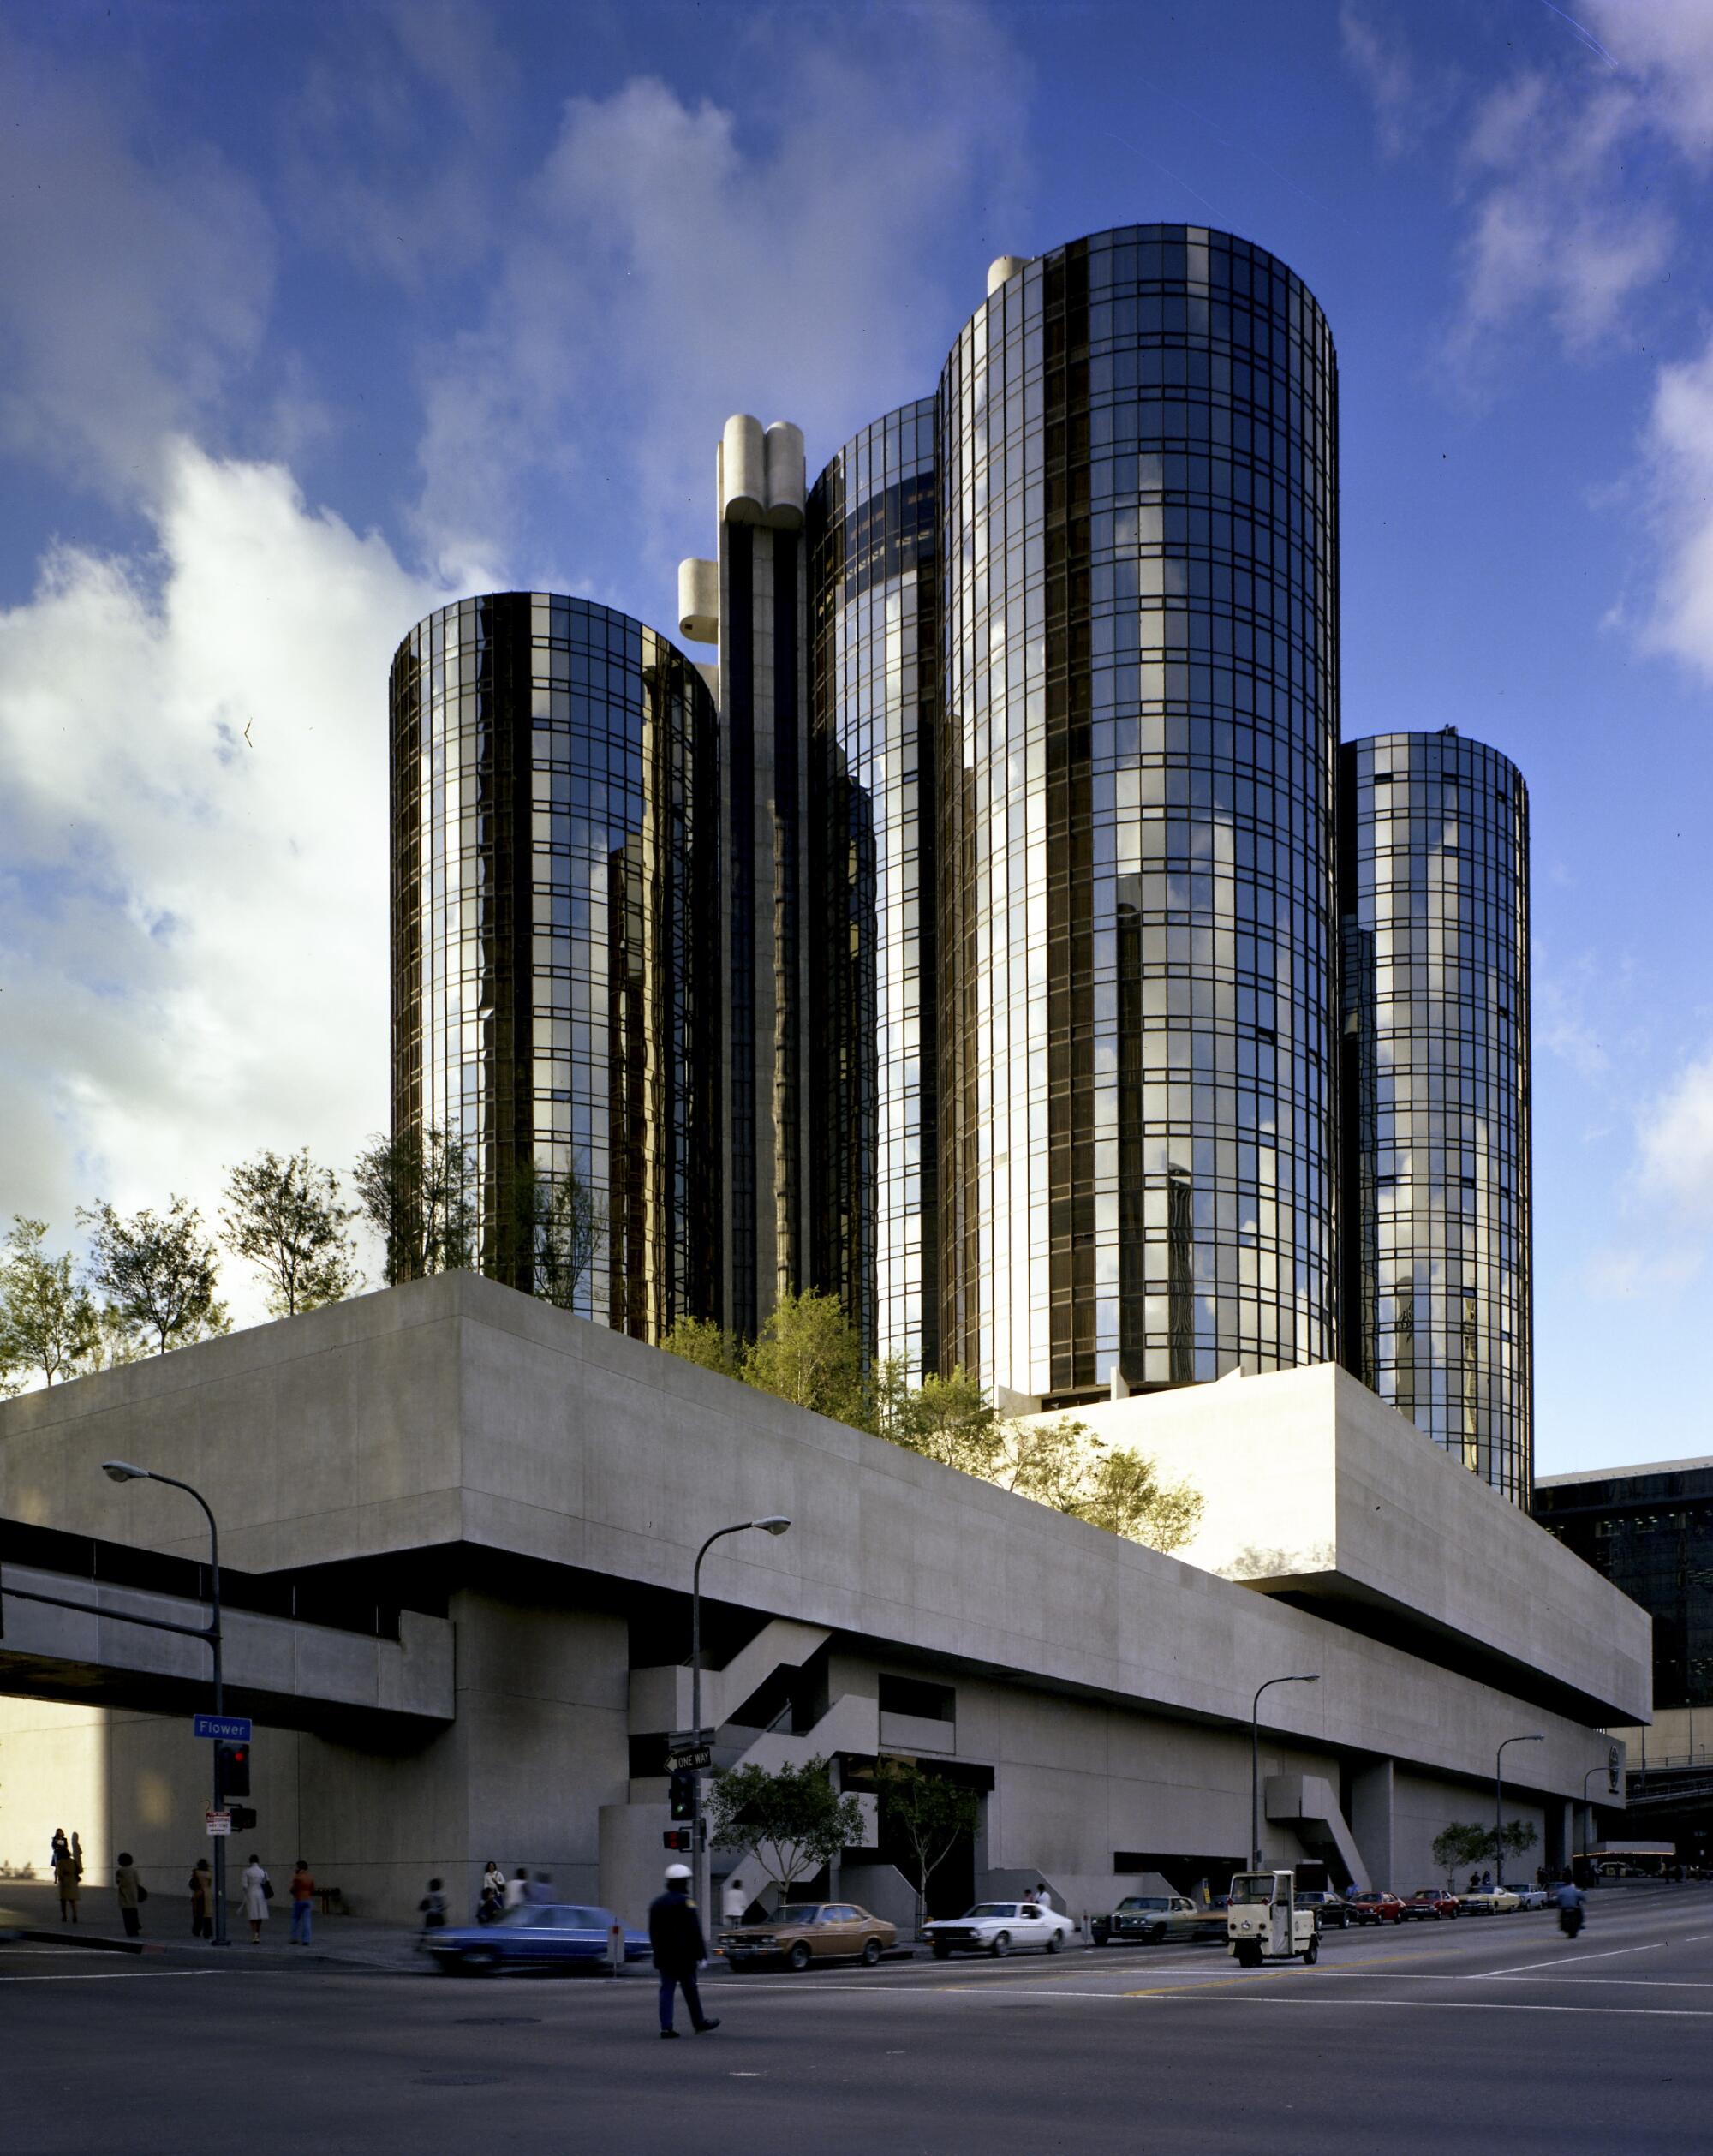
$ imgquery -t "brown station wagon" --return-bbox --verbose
[719,1901,898,1972]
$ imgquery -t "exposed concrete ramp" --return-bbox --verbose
[1266,1772,1370,1891]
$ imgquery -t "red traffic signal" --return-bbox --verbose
[217,1741,251,1797]
[662,1828,692,1852]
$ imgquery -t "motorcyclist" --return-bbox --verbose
[1555,1878,1585,1937]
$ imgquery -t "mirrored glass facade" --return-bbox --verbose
[808,399,939,1377]
[936,227,1340,1404]
[1339,730,1531,1502]
[391,593,722,1337]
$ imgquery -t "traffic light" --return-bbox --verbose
[669,1768,695,1821]
[662,1828,692,1852]
[230,1805,258,1833]
[217,1741,251,1797]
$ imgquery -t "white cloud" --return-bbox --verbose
[407,14,1031,590]
[1582,1242,1703,1303]
[1638,334,1713,678]
[1339,3,1455,157]
[1638,1047,1713,1221]
[0,441,447,1319]
[0,34,273,499]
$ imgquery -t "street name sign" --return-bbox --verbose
[666,1744,712,1772]
[667,1728,713,1747]
[194,1713,253,1742]
[206,1810,231,1836]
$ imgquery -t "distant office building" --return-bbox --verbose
[1535,1459,1713,1722]
[936,228,1340,1405]
[1339,730,1532,1502]
[678,418,810,1341]
[808,399,940,1377]
[389,593,722,1337]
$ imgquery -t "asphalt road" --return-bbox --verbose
[4,1887,1709,2153]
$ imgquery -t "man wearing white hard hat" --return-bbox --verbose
[648,1864,720,2039]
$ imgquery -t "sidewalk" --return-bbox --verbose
[0,1876,434,1973]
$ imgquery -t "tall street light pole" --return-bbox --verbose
[102,1462,228,1948]
[690,1517,791,1922]
[1495,1732,1543,1890]
[1581,1761,1605,1871]
[1250,1674,1320,1870]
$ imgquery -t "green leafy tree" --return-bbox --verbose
[992,1413,1092,1509]
[92,1302,147,1371]
[660,1314,745,1378]
[0,1217,99,1386]
[220,1149,361,1317]
[875,1758,981,1935]
[351,1127,475,1285]
[79,1198,230,1357]
[742,1289,869,1426]
[1431,1819,1537,1890]
[1069,1443,1204,1553]
[510,1161,602,1307]
[877,1363,1001,1475]
[706,1754,868,1901]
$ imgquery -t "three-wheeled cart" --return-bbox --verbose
[1226,1869,1319,1968]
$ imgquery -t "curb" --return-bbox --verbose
[15,1927,146,1956]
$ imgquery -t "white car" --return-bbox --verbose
[924,1900,1069,1959]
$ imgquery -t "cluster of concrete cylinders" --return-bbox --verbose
[718,414,806,527]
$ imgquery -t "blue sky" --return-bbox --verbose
[2,0,1710,1474]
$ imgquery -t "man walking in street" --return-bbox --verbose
[289,1860,315,1945]
[648,1863,719,2040]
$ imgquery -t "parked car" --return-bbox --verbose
[719,1902,897,1973]
[1459,1887,1521,1915]
[1295,1889,1353,1930]
[428,1902,650,1976]
[1343,1890,1406,1926]
[1092,1892,1202,1946]
[1402,1889,1459,1921]
[1509,1884,1549,1911]
[924,1900,1071,1959]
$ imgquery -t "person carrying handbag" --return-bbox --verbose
[242,1854,272,1944]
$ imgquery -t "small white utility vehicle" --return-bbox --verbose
[1226,1869,1319,1968]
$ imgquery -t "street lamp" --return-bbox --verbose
[1495,1732,1544,1890]
[102,1462,228,1947]
[1250,1674,1320,1870]
[689,1517,791,1919]
[1581,1761,1605,1870]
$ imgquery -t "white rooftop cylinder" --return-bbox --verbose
[988,254,1030,296]
[763,421,806,529]
[719,414,766,523]
[677,557,719,644]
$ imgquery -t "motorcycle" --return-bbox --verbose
[1558,1902,1585,1939]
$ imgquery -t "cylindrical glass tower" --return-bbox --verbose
[937,226,1340,1405]
[808,399,940,1378]
[1338,730,1532,1504]
[390,592,722,1337]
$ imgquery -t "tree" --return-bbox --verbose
[743,1289,869,1427]
[0,1217,99,1386]
[705,1755,868,1901]
[1431,1818,1538,1889]
[351,1127,475,1285]
[1069,1443,1204,1554]
[875,1758,981,1936]
[877,1363,1001,1475]
[220,1149,361,1317]
[510,1161,601,1307]
[660,1315,745,1379]
[79,1198,230,1357]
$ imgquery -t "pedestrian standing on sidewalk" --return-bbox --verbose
[50,1827,69,1876]
[242,1854,271,1944]
[721,1873,749,1926]
[188,1859,214,1939]
[54,1845,80,1924]
[503,1868,528,1913]
[648,1863,719,2040]
[479,1861,506,1924]
[115,1853,145,1938]
[289,1860,315,1945]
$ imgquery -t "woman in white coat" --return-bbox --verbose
[241,1854,271,1944]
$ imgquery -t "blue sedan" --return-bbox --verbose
[427,1903,652,1976]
